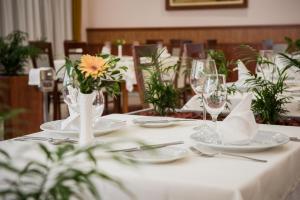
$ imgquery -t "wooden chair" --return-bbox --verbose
[29,41,61,120]
[184,43,206,59]
[206,39,218,50]
[146,39,163,45]
[87,43,104,55]
[133,44,159,108]
[64,41,88,60]
[169,39,192,57]
[176,43,206,105]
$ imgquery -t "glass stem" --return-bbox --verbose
[201,94,206,121]
[212,115,221,144]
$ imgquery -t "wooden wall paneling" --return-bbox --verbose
[87,25,300,44]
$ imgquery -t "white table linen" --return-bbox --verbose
[1,114,300,200]
[28,67,54,86]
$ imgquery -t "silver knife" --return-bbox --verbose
[290,137,300,142]
[134,119,196,124]
[108,141,184,153]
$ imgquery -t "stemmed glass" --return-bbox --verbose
[189,59,218,128]
[256,50,276,81]
[202,74,227,144]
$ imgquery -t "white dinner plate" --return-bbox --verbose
[191,130,289,152]
[40,119,126,136]
[119,146,188,164]
[132,117,177,128]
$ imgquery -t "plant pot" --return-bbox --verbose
[79,92,94,146]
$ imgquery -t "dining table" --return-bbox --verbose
[1,114,300,200]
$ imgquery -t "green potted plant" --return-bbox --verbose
[0,30,38,75]
[0,31,42,138]
[143,50,179,116]
[238,45,292,124]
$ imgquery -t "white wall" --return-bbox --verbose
[81,0,300,40]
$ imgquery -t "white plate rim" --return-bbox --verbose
[191,131,289,152]
[119,146,188,163]
[40,119,126,136]
[132,117,177,128]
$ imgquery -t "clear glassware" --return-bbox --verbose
[257,50,276,81]
[189,59,217,128]
[202,74,227,144]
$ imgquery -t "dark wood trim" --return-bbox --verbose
[165,0,247,10]
[87,24,300,32]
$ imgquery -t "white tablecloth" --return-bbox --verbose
[1,114,300,200]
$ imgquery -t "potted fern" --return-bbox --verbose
[0,31,42,138]
[0,31,38,75]
[142,50,179,116]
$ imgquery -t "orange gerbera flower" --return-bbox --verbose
[79,55,108,78]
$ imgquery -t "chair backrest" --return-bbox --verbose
[133,44,159,108]
[87,43,104,55]
[63,40,89,62]
[169,39,192,57]
[29,41,55,69]
[206,39,218,50]
[146,39,163,45]
[184,43,206,59]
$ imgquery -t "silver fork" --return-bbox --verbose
[190,146,267,163]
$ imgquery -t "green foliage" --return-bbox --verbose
[246,68,291,124]
[237,44,292,124]
[145,70,178,116]
[207,49,233,78]
[64,55,127,95]
[278,53,300,71]
[0,31,39,75]
[142,50,179,116]
[114,39,126,46]
[284,37,300,53]
[0,143,134,200]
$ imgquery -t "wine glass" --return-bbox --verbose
[189,59,217,128]
[202,74,227,144]
[257,50,276,81]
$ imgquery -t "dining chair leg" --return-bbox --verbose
[121,82,129,113]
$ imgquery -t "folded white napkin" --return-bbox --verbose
[28,67,53,86]
[160,47,171,57]
[61,87,103,130]
[237,60,250,83]
[217,93,258,143]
